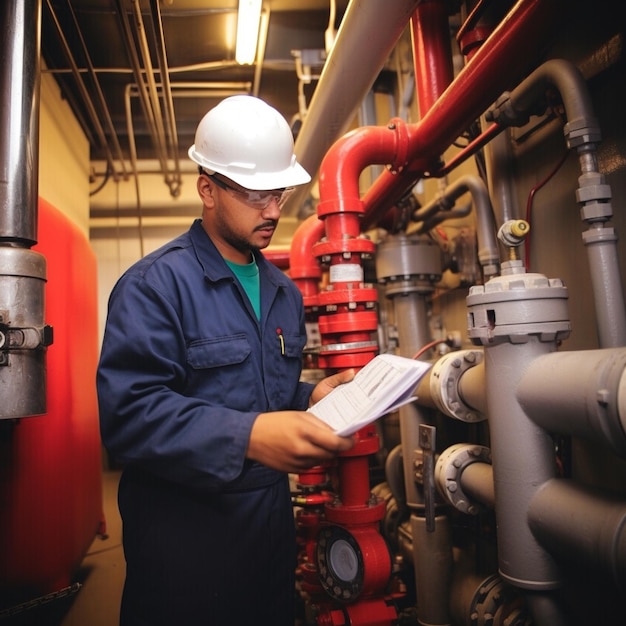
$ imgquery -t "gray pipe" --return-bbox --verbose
[517,348,626,456]
[528,478,626,591]
[494,59,626,347]
[481,340,562,588]
[0,0,52,419]
[149,0,181,195]
[466,261,571,590]
[410,514,453,626]
[459,461,495,510]
[45,0,127,181]
[0,0,41,243]
[283,0,422,217]
[114,0,177,196]
[413,175,500,278]
[481,127,520,225]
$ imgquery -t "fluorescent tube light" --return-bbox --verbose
[236,0,262,65]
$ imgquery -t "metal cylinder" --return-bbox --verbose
[0,247,48,418]
[466,263,570,589]
[411,513,453,626]
[517,347,626,456]
[528,478,626,591]
[0,0,41,244]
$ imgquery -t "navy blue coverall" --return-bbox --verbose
[97,219,314,625]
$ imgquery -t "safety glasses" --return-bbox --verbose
[204,172,294,210]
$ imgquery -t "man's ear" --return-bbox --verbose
[197,174,215,206]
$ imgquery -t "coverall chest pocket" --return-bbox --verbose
[186,335,258,409]
[266,331,307,408]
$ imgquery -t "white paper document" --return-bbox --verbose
[309,353,432,436]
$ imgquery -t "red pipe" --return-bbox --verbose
[411,0,454,118]
[289,213,324,307]
[263,249,290,270]
[434,121,504,177]
[358,0,562,230]
[317,122,410,216]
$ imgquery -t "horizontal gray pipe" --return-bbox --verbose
[516,348,626,457]
[528,478,626,591]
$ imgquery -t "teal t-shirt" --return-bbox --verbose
[225,257,261,319]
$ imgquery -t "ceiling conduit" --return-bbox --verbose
[114,0,181,198]
[44,0,128,183]
[130,0,180,196]
[149,0,181,196]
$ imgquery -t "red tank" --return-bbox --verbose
[0,198,103,599]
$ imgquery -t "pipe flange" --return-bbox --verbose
[466,266,570,346]
[435,443,491,514]
[429,349,486,422]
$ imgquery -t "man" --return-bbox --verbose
[97,95,355,625]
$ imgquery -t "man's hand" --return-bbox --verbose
[246,410,355,473]
[309,368,355,406]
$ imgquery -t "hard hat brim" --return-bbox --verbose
[188,145,311,190]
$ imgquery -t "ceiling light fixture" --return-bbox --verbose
[235,0,262,65]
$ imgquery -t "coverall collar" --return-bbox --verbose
[189,219,291,290]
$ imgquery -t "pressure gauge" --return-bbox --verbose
[317,526,364,602]
[316,524,392,603]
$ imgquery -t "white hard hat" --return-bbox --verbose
[188,95,311,190]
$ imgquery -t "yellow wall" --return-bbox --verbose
[38,66,90,236]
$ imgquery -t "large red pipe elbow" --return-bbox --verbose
[317,122,411,223]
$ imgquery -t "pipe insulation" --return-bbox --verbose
[528,478,626,591]
[516,348,626,457]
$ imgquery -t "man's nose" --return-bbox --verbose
[261,196,281,218]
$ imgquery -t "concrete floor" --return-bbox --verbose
[60,470,124,626]
[0,471,124,626]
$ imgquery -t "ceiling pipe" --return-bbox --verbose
[114,0,177,197]
[282,0,423,217]
[149,0,181,196]
[44,0,128,182]
[131,0,181,196]
[359,0,563,230]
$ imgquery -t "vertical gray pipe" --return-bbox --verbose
[583,226,626,347]
[0,0,50,419]
[377,232,452,624]
[481,339,562,589]
[0,0,41,244]
[411,514,453,626]
[395,293,431,508]
[466,263,571,598]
